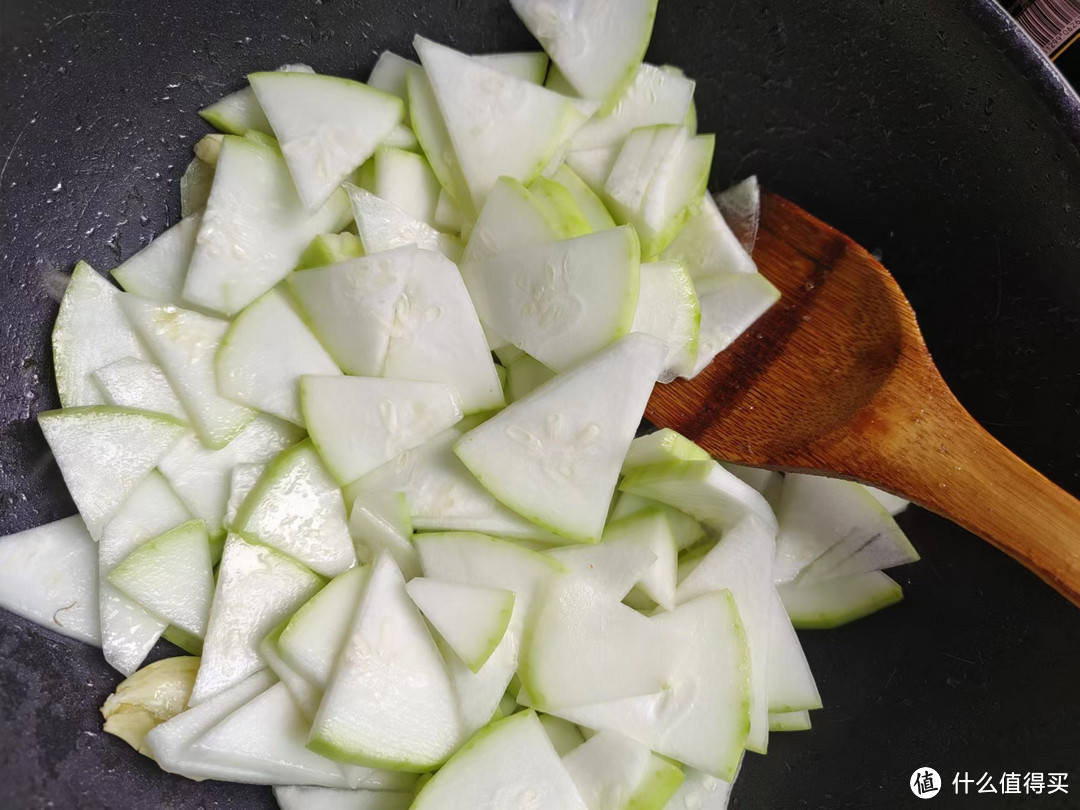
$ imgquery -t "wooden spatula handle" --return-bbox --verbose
[848,382,1080,607]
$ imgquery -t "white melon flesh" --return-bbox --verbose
[689,273,780,378]
[181,158,214,217]
[301,375,461,485]
[462,226,641,373]
[661,193,757,281]
[528,176,593,238]
[345,429,562,542]
[571,63,695,151]
[664,768,736,810]
[456,334,666,543]
[199,65,317,136]
[676,516,776,754]
[520,574,681,713]
[769,710,812,733]
[632,260,700,381]
[234,442,357,577]
[182,136,351,316]
[52,261,152,408]
[382,248,504,414]
[274,786,413,810]
[476,51,550,84]
[192,681,349,788]
[406,66,473,213]
[602,510,678,610]
[622,429,710,471]
[309,554,462,771]
[260,626,323,721]
[190,534,323,706]
[278,565,368,688]
[461,176,564,267]
[405,578,515,674]
[249,71,403,210]
[434,188,466,233]
[0,515,99,645]
[223,462,264,532]
[346,184,461,260]
[565,146,619,192]
[553,592,750,781]
[778,571,903,629]
[766,588,822,713]
[118,295,256,449]
[540,714,586,757]
[718,462,783,508]
[288,253,408,378]
[38,407,186,541]
[551,165,616,232]
[414,36,579,208]
[546,535,659,604]
[145,669,279,782]
[99,472,191,674]
[348,491,420,579]
[414,532,564,734]
[509,0,657,107]
[604,127,714,257]
[609,493,705,552]
[298,232,366,270]
[620,459,778,536]
[772,473,917,584]
[108,519,215,638]
[217,289,342,425]
[111,214,201,305]
[157,415,303,536]
[410,711,588,810]
[863,485,911,516]
[91,357,187,423]
[373,147,441,225]
[562,729,684,810]
[714,176,760,253]
[368,51,415,108]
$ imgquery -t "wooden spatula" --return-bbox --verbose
[646,191,1080,606]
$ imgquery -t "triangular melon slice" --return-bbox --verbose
[297,232,365,270]
[111,214,201,305]
[461,226,642,372]
[769,710,812,733]
[368,51,415,108]
[0,515,99,645]
[602,509,679,610]
[772,473,916,584]
[118,294,256,449]
[405,65,473,213]
[348,491,420,579]
[766,588,822,713]
[346,184,462,260]
[52,261,152,408]
[309,554,462,771]
[546,538,658,605]
[193,681,350,787]
[382,248,504,414]
[476,51,550,84]
[157,414,303,536]
[461,176,564,267]
[146,669,278,782]
[223,462,265,532]
[108,519,215,638]
[622,428,710,471]
[405,577,515,674]
[562,729,684,810]
[181,157,214,217]
[677,515,777,755]
[620,459,778,536]
[344,430,563,543]
[199,64,315,135]
[372,146,441,225]
[570,62,695,151]
[778,571,903,629]
[632,259,700,381]
[413,36,579,208]
[302,375,462,485]
[260,625,323,721]
[455,333,666,543]
[181,136,351,316]
[189,533,323,706]
[38,407,186,541]
[249,71,403,210]
[528,176,593,238]
[288,254,408,378]
[234,441,357,577]
[551,165,616,232]
[411,711,587,810]
[99,471,191,674]
[689,273,780,378]
[509,0,657,107]
[278,565,368,688]
[551,592,750,781]
[217,289,342,425]
[660,193,757,281]
[91,357,187,423]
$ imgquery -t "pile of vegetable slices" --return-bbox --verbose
[0,0,922,807]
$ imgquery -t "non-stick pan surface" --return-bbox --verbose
[1,1,1078,807]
